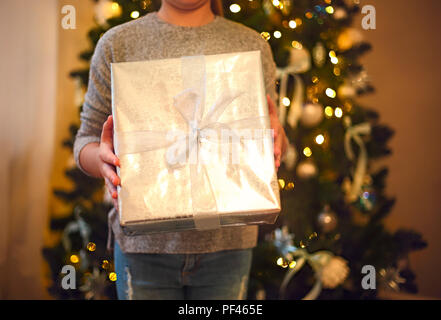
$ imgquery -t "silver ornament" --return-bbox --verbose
[317,205,338,233]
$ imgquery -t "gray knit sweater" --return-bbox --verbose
[74,11,278,254]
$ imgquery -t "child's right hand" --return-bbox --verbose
[99,115,121,210]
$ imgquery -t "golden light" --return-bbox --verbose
[326,88,337,98]
[288,20,297,29]
[86,242,96,252]
[273,30,282,39]
[291,41,302,49]
[329,50,337,58]
[229,4,241,13]
[333,67,341,76]
[101,259,110,269]
[303,147,312,157]
[295,18,303,26]
[325,6,335,14]
[109,272,117,282]
[130,11,140,19]
[282,97,291,106]
[285,182,295,190]
[70,254,79,264]
[325,106,334,118]
[278,179,286,189]
[305,11,313,19]
[260,31,271,41]
[276,257,284,266]
[315,134,325,145]
[330,56,339,64]
[289,261,297,268]
[312,76,319,83]
[111,2,120,11]
[335,107,343,118]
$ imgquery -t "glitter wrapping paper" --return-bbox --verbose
[111,50,281,235]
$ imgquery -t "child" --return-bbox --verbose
[74,0,287,300]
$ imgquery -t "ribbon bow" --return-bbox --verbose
[276,66,305,128]
[344,122,371,202]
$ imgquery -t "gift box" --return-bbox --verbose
[111,50,281,235]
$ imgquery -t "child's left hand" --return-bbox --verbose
[267,94,288,172]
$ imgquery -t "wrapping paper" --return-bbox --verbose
[111,50,281,235]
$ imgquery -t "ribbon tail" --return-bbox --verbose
[286,74,304,128]
[279,257,306,299]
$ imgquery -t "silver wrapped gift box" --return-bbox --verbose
[111,50,281,235]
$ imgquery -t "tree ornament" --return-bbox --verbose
[289,46,311,74]
[312,42,326,67]
[282,143,298,170]
[296,160,318,179]
[337,28,364,51]
[79,267,109,300]
[317,205,338,233]
[300,103,324,127]
[320,256,350,289]
[379,267,406,292]
[94,0,122,26]
[356,180,377,212]
[338,82,357,99]
[333,7,348,20]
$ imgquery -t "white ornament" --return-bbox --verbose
[296,160,318,179]
[289,47,311,73]
[300,103,324,127]
[320,256,350,289]
[338,83,357,99]
[95,0,122,25]
[333,8,348,20]
[312,42,326,68]
[282,143,298,170]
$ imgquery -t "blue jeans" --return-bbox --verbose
[114,241,253,300]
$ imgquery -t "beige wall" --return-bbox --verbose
[357,0,441,298]
[49,0,95,219]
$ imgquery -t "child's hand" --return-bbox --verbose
[267,94,288,171]
[99,115,121,210]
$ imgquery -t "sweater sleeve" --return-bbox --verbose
[73,33,113,176]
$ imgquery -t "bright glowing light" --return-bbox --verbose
[303,147,312,157]
[291,41,303,49]
[335,107,343,118]
[282,97,291,106]
[326,6,335,14]
[229,4,241,13]
[325,106,334,117]
[130,11,140,19]
[273,30,282,38]
[315,134,325,145]
[288,20,297,29]
[331,56,339,64]
[70,255,79,264]
[326,88,337,98]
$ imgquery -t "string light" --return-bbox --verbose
[109,272,117,282]
[325,106,334,118]
[288,20,297,29]
[282,97,291,106]
[291,41,302,49]
[303,147,312,157]
[273,30,282,38]
[315,134,325,145]
[70,254,79,264]
[285,182,295,190]
[335,107,343,118]
[325,6,335,14]
[278,179,286,189]
[229,4,241,13]
[326,88,337,98]
[289,261,297,268]
[130,11,139,19]
[86,242,96,252]
[260,31,271,41]
[333,67,341,76]
[101,260,110,269]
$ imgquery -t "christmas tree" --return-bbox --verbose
[43,0,426,300]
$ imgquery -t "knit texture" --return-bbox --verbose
[74,11,277,253]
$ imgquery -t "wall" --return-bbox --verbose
[356,0,441,298]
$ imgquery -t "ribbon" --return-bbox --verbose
[279,248,334,300]
[62,207,91,271]
[343,122,371,202]
[116,55,271,230]
[276,67,304,128]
